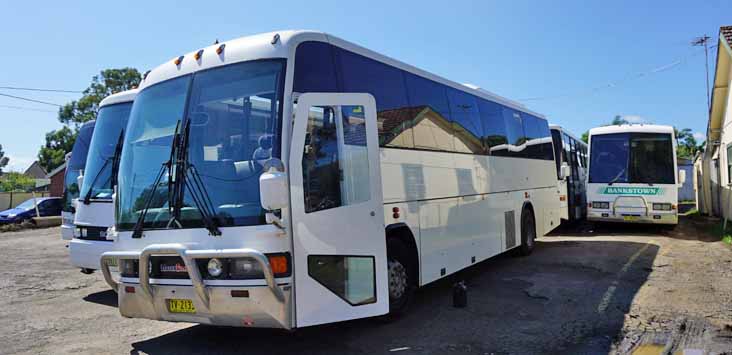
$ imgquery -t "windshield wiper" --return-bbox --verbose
[131,122,179,239]
[173,119,221,236]
[607,169,626,186]
[82,158,111,205]
[110,131,125,190]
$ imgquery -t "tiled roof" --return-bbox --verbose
[722,26,732,47]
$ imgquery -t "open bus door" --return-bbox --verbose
[289,93,388,327]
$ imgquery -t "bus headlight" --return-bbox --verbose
[653,203,672,211]
[592,201,610,209]
[207,258,224,277]
[120,259,139,278]
[229,257,264,279]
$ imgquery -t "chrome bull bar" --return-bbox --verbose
[100,244,286,310]
[612,195,649,217]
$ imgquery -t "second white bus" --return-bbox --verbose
[587,124,684,225]
[550,125,588,222]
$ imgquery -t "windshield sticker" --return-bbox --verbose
[599,186,664,195]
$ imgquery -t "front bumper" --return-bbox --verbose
[587,209,678,225]
[101,243,291,329]
[69,237,114,270]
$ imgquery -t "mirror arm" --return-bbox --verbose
[266,212,286,230]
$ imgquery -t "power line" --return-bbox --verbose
[0,104,56,113]
[0,86,83,94]
[0,92,62,107]
[518,44,717,102]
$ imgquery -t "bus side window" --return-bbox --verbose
[479,99,508,155]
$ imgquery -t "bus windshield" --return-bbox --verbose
[589,132,675,184]
[116,59,284,231]
[62,121,95,212]
[79,102,132,201]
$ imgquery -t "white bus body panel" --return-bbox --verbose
[586,183,679,224]
[71,201,114,269]
[380,148,559,285]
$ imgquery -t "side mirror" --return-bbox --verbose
[76,170,84,190]
[678,169,687,185]
[259,166,288,211]
[559,163,571,180]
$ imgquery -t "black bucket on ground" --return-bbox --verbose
[453,281,467,308]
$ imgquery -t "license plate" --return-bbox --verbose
[167,299,196,313]
[623,215,639,221]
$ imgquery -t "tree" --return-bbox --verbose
[37,68,141,172]
[0,144,7,175]
[675,127,704,159]
[610,115,629,126]
[0,172,35,192]
[58,68,141,126]
[38,126,76,172]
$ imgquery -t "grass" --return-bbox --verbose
[701,219,732,244]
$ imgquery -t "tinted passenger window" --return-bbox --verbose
[404,73,450,117]
[478,99,508,155]
[521,115,542,159]
[551,129,563,178]
[404,73,453,151]
[335,48,413,149]
[502,107,526,158]
[293,42,338,93]
[448,89,484,154]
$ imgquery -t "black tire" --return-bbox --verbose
[386,239,416,318]
[517,208,536,256]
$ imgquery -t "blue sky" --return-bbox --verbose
[1,0,729,171]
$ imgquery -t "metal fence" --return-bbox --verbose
[678,164,695,202]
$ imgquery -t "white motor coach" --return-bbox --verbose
[587,124,684,225]
[549,125,588,222]
[61,121,95,240]
[71,89,137,272]
[101,30,561,329]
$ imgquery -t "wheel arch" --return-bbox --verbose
[385,223,420,285]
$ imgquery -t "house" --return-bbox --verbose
[46,162,66,197]
[700,26,732,218]
[23,161,47,179]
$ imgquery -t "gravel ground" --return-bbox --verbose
[1,217,731,354]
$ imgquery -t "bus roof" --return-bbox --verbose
[549,124,586,146]
[588,124,675,136]
[99,88,138,107]
[139,30,546,119]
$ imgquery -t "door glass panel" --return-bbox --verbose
[302,105,371,213]
[340,106,371,205]
[308,255,376,306]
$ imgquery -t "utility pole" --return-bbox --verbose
[692,35,712,112]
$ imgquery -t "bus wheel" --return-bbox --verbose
[517,208,536,256]
[386,239,415,317]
